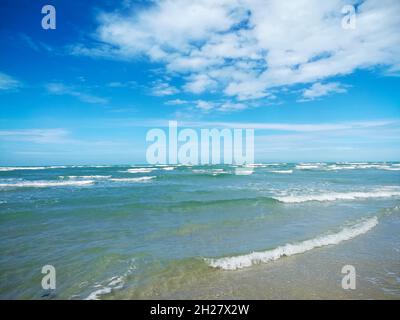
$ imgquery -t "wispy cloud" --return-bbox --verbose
[19,33,53,53]
[0,129,69,143]
[46,82,108,104]
[165,99,189,105]
[300,82,348,101]
[150,80,179,96]
[0,72,21,90]
[107,80,137,88]
[103,117,398,133]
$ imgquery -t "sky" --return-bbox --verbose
[0,0,399,165]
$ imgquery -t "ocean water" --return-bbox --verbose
[0,162,399,299]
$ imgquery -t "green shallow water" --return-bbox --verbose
[0,163,399,299]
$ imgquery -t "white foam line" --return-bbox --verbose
[60,175,111,180]
[125,168,157,173]
[274,188,400,203]
[270,170,293,174]
[0,167,46,171]
[206,217,378,270]
[0,180,94,188]
[109,176,155,182]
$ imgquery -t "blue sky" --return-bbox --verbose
[0,0,399,165]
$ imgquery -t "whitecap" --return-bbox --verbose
[0,180,94,188]
[109,176,155,182]
[274,187,400,203]
[206,217,378,270]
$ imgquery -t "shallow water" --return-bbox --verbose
[0,162,399,299]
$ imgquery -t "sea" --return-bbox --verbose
[0,162,399,299]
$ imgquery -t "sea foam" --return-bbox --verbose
[270,170,293,174]
[126,168,156,173]
[109,176,155,182]
[273,187,400,203]
[0,180,94,188]
[206,217,378,270]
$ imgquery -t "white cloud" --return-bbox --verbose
[0,129,69,143]
[301,82,347,100]
[195,100,216,111]
[0,72,21,90]
[46,82,108,104]
[165,99,188,105]
[219,101,248,112]
[73,0,400,101]
[151,80,179,96]
[183,74,217,94]
[107,80,137,88]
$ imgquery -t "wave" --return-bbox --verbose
[234,168,254,175]
[85,276,124,300]
[162,166,175,171]
[295,164,324,170]
[270,170,293,174]
[273,187,400,203]
[192,169,230,176]
[170,196,278,209]
[0,166,70,172]
[126,168,157,173]
[0,180,94,188]
[0,166,46,171]
[381,167,400,171]
[206,217,378,270]
[109,176,155,182]
[293,162,400,171]
[326,164,396,171]
[59,175,111,180]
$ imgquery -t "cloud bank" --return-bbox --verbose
[72,0,400,104]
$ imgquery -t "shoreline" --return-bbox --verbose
[107,210,400,300]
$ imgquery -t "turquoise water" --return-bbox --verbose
[0,162,399,299]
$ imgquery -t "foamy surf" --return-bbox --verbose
[125,168,157,173]
[109,176,155,182]
[206,217,378,270]
[0,166,46,171]
[85,276,124,300]
[59,175,111,180]
[0,166,68,171]
[270,170,293,174]
[0,180,94,188]
[274,187,400,203]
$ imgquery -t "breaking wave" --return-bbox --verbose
[206,217,378,270]
[0,180,94,188]
[125,168,157,173]
[109,176,155,182]
[273,187,400,203]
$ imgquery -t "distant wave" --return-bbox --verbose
[59,175,111,180]
[126,168,157,173]
[162,166,175,171]
[109,176,155,182]
[169,196,279,209]
[295,164,324,170]
[294,163,400,171]
[273,187,400,203]
[0,167,46,171]
[206,217,378,270]
[192,169,230,176]
[0,180,94,188]
[270,170,293,174]
[0,166,68,171]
